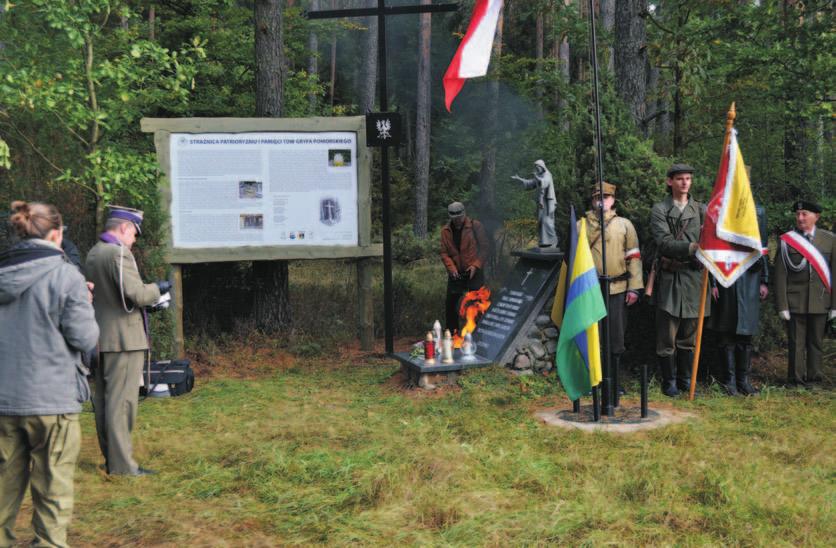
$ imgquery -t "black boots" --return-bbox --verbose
[658,355,678,397]
[720,346,738,396]
[735,344,759,395]
[676,350,693,394]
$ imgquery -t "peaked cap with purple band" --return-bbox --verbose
[107,205,144,234]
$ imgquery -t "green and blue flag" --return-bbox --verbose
[550,206,607,401]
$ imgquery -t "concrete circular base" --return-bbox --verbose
[535,403,696,433]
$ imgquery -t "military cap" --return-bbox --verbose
[666,163,695,178]
[447,202,466,218]
[592,182,617,197]
[792,200,821,214]
[107,205,144,234]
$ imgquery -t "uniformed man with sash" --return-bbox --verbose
[584,182,643,395]
[775,200,834,387]
[85,206,170,475]
[649,164,711,397]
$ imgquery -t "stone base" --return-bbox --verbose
[391,351,493,391]
[401,366,460,390]
[535,402,696,433]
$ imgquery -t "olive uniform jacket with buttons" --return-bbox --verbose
[85,241,160,352]
[775,228,835,315]
[649,195,711,319]
[582,209,643,296]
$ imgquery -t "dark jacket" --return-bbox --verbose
[707,206,769,335]
[650,195,711,319]
[440,217,489,276]
[0,239,99,415]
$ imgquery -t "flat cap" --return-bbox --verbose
[792,200,821,214]
[666,163,695,178]
[447,201,466,217]
[592,182,617,197]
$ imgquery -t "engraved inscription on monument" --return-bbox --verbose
[474,259,561,362]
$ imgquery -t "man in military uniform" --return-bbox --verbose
[85,206,170,475]
[707,205,769,396]
[775,200,834,387]
[650,164,711,397]
[440,202,489,332]
[584,182,643,397]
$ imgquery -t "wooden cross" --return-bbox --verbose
[307,1,459,353]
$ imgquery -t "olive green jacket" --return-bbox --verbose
[85,241,160,352]
[775,228,835,315]
[649,195,711,319]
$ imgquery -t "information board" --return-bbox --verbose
[169,131,359,249]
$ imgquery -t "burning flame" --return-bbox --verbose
[453,286,491,348]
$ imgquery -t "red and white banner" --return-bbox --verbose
[697,129,764,287]
[780,231,832,293]
[442,0,503,111]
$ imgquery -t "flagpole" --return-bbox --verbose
[586,0,612,416]
[689,102,736,401]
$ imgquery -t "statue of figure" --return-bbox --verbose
[512,159,558,248]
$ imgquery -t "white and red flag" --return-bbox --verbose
[442,0,503,111]
[696,127,765,287]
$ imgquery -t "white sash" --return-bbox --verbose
[780,231,831,293]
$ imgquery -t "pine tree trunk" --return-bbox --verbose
[359,0,378,113]
[308,0,319,113]
[255,0,285,117]
[535,11,544,112]
[555,1,571,129]
[253,0,291,332]
[600,0,615,73]
[614,0,647,130]
[413,0,431,238]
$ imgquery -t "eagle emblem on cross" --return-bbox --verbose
[376,119,392,140]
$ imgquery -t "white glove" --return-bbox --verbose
[779,310,791,321]
[830,309,836,321]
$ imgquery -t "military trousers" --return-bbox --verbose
[0,414,80,548]
[600,292,627,355]
[786,313,826,384]
[94,351,144,475]
[655,309,698,357]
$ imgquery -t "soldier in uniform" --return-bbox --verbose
[440,202,489,333]
[85,206,170,476]
[583,182,643,396]
[775,200,835,387]
[707,205,769,395]
[649,163,711,397]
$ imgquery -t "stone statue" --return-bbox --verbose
[512,159,558,248]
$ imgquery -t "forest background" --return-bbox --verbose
[0,0,833,357]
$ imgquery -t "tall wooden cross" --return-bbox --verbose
[307,1,459,353]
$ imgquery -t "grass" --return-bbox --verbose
[10,341,835,546]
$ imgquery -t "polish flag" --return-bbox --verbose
[443,0,503,111]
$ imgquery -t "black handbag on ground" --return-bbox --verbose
[148,359,195,396]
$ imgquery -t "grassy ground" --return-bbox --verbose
[9,339,835,546]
